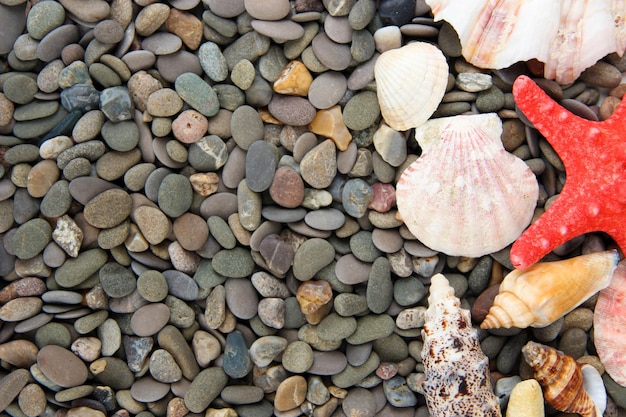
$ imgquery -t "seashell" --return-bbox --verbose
[374,42,448,131]
[522,341,606,417]
[396,113,538,258]
[594,259,626,386]
[425,0,626,84]
[481,250,619,329]
[505,379,544,417]
[421,273,501,417]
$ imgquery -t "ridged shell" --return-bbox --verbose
[425,0,626,84]
[481,250,619,329]
[396,113,538,258]
[594,259,626,386]
[522,341,605,417]
[421,274,501,417]
[374,42,448,131]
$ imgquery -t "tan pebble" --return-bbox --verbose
[0,339,39,368]
[165,8,203,50]
[84,189,133,228]
[85,284,109,310]
[135,3,171,36]
[66,406,106,417]
[18,383,46,417]
[259,108,283,124]
[218,309,237,333]
[228,213,252,246]
[52,214,84,258]
[133,205,171,245]
[192,330,221,367]
[172,109,208,144]
[296,280,333,315]
[146,88,183,117]
[167,397,188,417]
[168,241,200,274]
[309,105,352,151]
[274,375,307,411]
[599,95,621,120]
[189,172,220,196]
[27,159,59,198]
[0,297,43,322]
[609,83,626,98]
[37,345,89,388]
[125,223,150,252]
[0,93,15,126]
[328,386,347,399]
[173,212,208,251]
[273,60,313,96]
[505,379,544,417]
[0,277,46,303]
[206,408,238,417]
[71,337,102,362]
[39,135,73,159]
[127,71,163,112]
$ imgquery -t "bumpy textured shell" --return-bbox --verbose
[421,274,501,417]
[425,0,626,84]
[481,250,619,329]
[594,259,626,386]
[374,42,448,131]
[396,113,538,258]
[522,341,605,417]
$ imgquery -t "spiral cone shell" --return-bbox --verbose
[425,0,626,84]
[421,274,501,417]
[522,341,603,417]
[396,113,538,258]
[374,42,448,131]
[481,250,619,329]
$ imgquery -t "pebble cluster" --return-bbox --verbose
[1,0,626,416]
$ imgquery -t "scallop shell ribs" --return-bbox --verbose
[421,273,501,417]
[522,341,604,417]
[396,113,538,258]
[425,0,626,84]
[481,250,619,329]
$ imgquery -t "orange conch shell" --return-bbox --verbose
[594,259,626,386]
[425,0,626,84]
[481,250,619,329]
[522,341,605,417]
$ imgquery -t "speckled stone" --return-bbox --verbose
[184,367,228,413]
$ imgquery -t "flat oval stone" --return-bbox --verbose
[268,95,316,126]
[100,262,136,298]
[309,351,349,375]
[0,369,31,412]
[130,376,170,402]
[163,270,198,301]
[305,208,345,230]
[308,71,347,109]
[0,297,42,322]
[84,188,132,228]
[130,303,170,336]
[184,367,228,413]
[224,277,258,319]
[292,238,335,281]
[37,25,81,62]
[231,105,264,150]
[0,3,27,56]
[101,120,139,152]
[38,345,88,388]
[157,173,193,218]
[312,33,352,71]
[142,32,182,55]
[251,20,304,41]
[246,140,276,192]
[12,218,51,259]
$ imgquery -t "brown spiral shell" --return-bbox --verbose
[522,341,599,417]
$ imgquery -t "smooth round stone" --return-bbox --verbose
[312,33,352,71]
[251,271,290,298]
[133,205,170,245]
[99,262,136,298]
[342,178,374,218]
[251,20,305,41]
[246,140,276,192]
[14,100,59,122]
[213,247,255,279]
[122,50,156,73]
[206,216,235,250]
[221,385,265,405]
[275,375,307,411]
[224,276,258,319]
[90,357,135,390]
[383,376,417,407]
[0,369,31,413]
[223,330,253,378]
[308,71,347,109]
[343,91,380,131]
[371,228,403,253]
[230,59,255,90]
[350,231,381,262]
[84,188,132,228]
[268,95,316,126]
[268,166,305,209]
[349,0,375,30]
[38,345,88,388]
[135,3,170,36]
[39,135,73,159]
[131,377,170,402]
[73,110,105,142]
[231,105,264,150]
[54,248,108,288]
[282,341,314,373]
[12,218,51,259]
[184,367,228,413]
[304,208,345,231]
[292,238,335,281]
[342,387,376,417]
[171,213,208,251]
[3,74,38,105]
[89,62,122,87]
[244,0,289,20]
[149,348,182,383]
[157,174,192,218]
[0,297,42,322]
[249,335,288,367]
[0,3,27,55]
[476,86,505,112]
[147,88,183,117]
[131,303,170,336]
[175,72,220,117]
[162,270,198,301]
[318,313,357,341]
[346,314,395,344]
[172,110,208,144]
[156,50,202,83]
[35,24,80,62]
[198,42,229,82]
[188,135,229,171]
[18,383,46,417]
[307,351,348,376]
[94,19,124,44]
[74,310,109,334]
[101,120,139,152]
[136,271,168,303]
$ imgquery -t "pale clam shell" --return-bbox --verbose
[396,113,538,258]
[594,259,626,387]
[425,0,626,84]
[374,42,448,131]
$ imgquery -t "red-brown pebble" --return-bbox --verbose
[368,182,396,212]
[166,8,203,50]
[172,109,208,144]
[37,345,89,388]
[296,280,333,315]
[471,284,501,324]
[0,339,39,368]
[269,165,305,208]
[173,212,209,251]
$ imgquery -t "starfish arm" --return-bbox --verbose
[510,190,592,269]
[512,75,590,158]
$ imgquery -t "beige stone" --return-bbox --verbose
[273,60,313,96]
[506,379,544,417]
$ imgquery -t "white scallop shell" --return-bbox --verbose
[374,42,449,131]
[396,113,539,258]
[426,0,626,84]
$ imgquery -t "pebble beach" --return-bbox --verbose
[1,0,626,416]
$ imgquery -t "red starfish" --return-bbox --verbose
[510,75,626,270]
